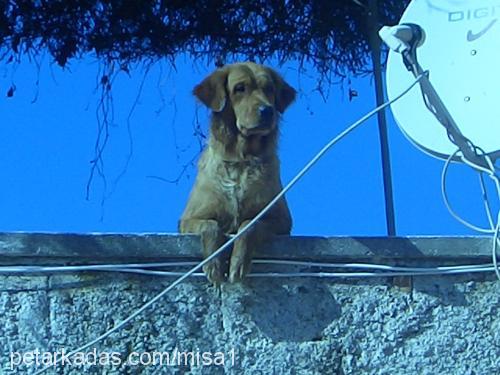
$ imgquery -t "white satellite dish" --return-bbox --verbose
[385,0,500,160]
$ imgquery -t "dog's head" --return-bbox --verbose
[194,62,296,136]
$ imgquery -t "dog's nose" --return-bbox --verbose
[259,105,274,121]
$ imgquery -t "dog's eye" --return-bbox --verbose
[234,83,245,93]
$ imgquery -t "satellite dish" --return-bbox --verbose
[386,0,500,160]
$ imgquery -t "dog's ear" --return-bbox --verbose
[193,68,228,112]
[270,70,296,113]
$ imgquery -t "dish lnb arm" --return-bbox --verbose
[379,23,425,54]
[379,23,489,169]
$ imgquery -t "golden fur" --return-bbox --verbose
[179,62,296,284]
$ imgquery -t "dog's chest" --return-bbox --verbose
[218,160,266,224]
[220,160,263,199]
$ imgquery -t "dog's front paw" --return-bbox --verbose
[228,252,252,283]
[203,259,226,286]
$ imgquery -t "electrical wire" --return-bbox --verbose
[441,150,494,234]
[253,259,492,271]
[32,72,427,375]
[404,39,500,279]
[0,262,202,273]
[399,21,500,281]
[1,260,493,276]
[102,266,495,279]
[492,213,500,280]
[441,148,500,281]
[478,172,495,229]
[249,267,496,278]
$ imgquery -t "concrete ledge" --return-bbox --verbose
[0,232,498,375]
[0,232,493,262]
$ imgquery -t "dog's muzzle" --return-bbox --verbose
[241,105,276,136]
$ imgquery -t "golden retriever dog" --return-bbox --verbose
[179,62,296,284]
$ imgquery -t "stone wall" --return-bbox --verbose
[0,233,498,374]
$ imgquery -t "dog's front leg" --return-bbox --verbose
[179,219,227,285]
[229,220,274,283]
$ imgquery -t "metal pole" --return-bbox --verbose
[368,0,397,236]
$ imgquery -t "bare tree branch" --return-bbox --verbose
[0,0,409,78]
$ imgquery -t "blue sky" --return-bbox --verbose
[0,55,492,236]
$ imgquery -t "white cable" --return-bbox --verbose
[118,266,494,277]
[441,150,494,234]
[33,73,425,374]
[253,259,493,272]
[384,17,500,280]
[441,148,500,280]
[68,266,499,278]
[2,260,493,275]
[493,213,500,280]
[6,264,491,279]
[478,172,495,229]
[110,269,205,277]
[117,267,495,277]
[249,267,497,278]
[0,262,201,273]
[33,268,494,279]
